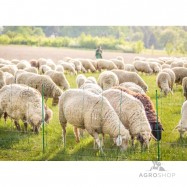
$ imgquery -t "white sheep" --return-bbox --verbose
[133,60,153,74]
[16,72,63,106]
[39,65,52,74]
[77,59,96,73]
[98,71,119,90]
[175,100,187,137]
[69,59,82,73]
[3,72,15,85]
[24,67,38,74]
[161,64,170,69]
[45,70,70,90]
[80,83,102,95]
[0,70,5,89]
[124,64,136,72]
[17,60,31,69]
[119,82,145,94]
[0,84,53,133]
[85,76,97,84]
[76,74,87,88]
[182,77,187,100]
[0,65,18,75]
[172,67,187,85]
[111,69,148,92]
[102,89,152,148]
[162,68,175,91]
[58,60,76,75]
[156,72,172,96]
[59,89,130,151]
[96,59,118,71]
[46,59,56,70]
[148,61,161,74]
[110,59,125,69]
[55,65,64,73]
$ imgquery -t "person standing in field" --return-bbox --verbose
[95,46,102,59]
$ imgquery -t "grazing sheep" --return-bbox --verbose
[58,61,76,75]
[110,59,125,69]
[116,56,124,63]
[0,70,5,89]
[119,82,145,94]
[124,64,136,72]
[156,72,172,96]
[76,74,87,88]
[0,65,17,75]
[39,65,52,74]
[172,67,187,85]
[171,61,184,68]
[134,60,153,74]
[46,59,56,70]
[45,70,70,90]
[96,59,118,71]
[182,77,187,100]
[89,59,98,70]
[148,61,161,74]
[134,56,146,61]
[3,72,15,85]
[16,72,62,106]
[111,69,148,92]
[17,60,31,69]
[59,89,130,151]
[0,84,53,133]
[102,89,153,148]
[85,76,97,84]
[162,64,170,69]
[78,59,96,73]
[11,59,20,65]
[113,86,163,140]
[37,58,47,68]
[98,71,119,90]
[175,100,187,137]
[24,67,38,74]
[69,59,82,73]
[162,68,175,91]
[80,83,102,95]
[55,65,64,73]
[63,57,72,62]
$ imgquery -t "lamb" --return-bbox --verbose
[162,68,175,91]
[76,74,87,88]
[182,77,187,100]
[96,59,118,71]
[172,67,187,85]
[124,64,136,72]
[102,89,153,148]
[78,59,96,73]
[16,72,63,106]
[0,70,5,89]
[119,82,145,94]
[111,69,148,92]
[156,72,172,96]
[59,89,130,151]
[110,59,125,69]
[0,84,53,133]
[45,70,70,90]
[98,71,119,90]
[113,86,163,140]
[133,60,153,74]
[175,100,187,137]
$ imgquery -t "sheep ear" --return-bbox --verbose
[116,135,122,146]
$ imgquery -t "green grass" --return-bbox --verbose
[0,72,187,161]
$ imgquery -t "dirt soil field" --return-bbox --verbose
[0,45,165,63]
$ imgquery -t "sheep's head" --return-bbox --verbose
[30,115,42,134]
[52,87,63,106]
[150,122,164,141]
[163,87,171,96]
[175,120,187,137]
[137,131,152,149]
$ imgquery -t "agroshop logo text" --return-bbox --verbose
[139,161,175,178]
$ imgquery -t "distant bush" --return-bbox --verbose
[0,35,11,44]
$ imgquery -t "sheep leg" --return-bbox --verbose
[92,132,103,153]
[62,125,66,147]
[24,122,28,132]
[73,127,80,143]
[14,121,21,131]
[3,112,8,125]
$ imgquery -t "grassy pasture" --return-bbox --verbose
[0,72,186,161]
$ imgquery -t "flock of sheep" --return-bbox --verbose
[0,55,187,153]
